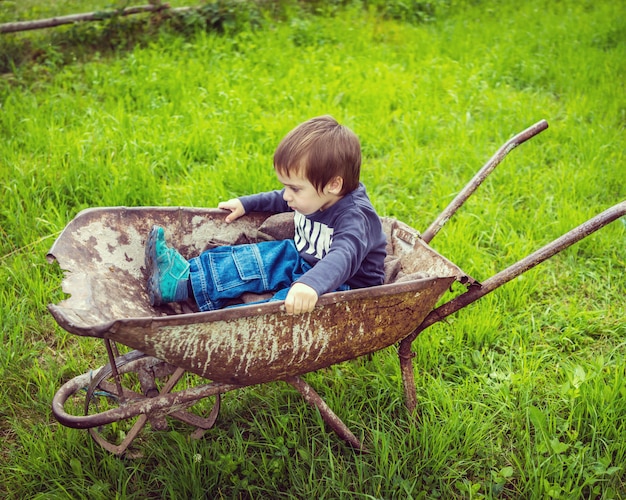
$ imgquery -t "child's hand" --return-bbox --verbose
[218,199,245,223]
[284,283,318,315]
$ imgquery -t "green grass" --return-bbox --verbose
[1,0,625,498]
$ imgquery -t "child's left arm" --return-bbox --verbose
[296,217,370,297]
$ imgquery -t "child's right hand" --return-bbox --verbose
[218,199,245,223]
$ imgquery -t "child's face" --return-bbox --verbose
[276,170,342,215]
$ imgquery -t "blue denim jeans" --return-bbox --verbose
[189,239,348,312]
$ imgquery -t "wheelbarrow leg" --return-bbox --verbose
[398,340,420,415]
[284,375,366,452]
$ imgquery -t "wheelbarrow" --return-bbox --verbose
[48,120,626,455]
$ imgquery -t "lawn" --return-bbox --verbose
[1,0,625,498]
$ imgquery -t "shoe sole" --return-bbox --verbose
[145,226,163,306]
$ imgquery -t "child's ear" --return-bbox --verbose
[327,176,344,194]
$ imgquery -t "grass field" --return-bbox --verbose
[1,0,625,498]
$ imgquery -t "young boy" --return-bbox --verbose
[146,115,387,315]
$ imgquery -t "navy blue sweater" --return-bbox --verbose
[239,183,386,297]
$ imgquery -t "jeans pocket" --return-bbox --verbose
[208,245,265,292]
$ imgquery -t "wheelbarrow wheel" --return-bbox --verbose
[83,348,221,456]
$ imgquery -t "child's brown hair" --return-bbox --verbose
[273,115,361,195]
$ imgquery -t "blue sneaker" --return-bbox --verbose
[145,225,190,306]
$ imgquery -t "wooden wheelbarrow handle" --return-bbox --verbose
[421,119,549,244]
[417,200,626,335]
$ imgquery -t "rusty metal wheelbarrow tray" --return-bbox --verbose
[48,206,468,385]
